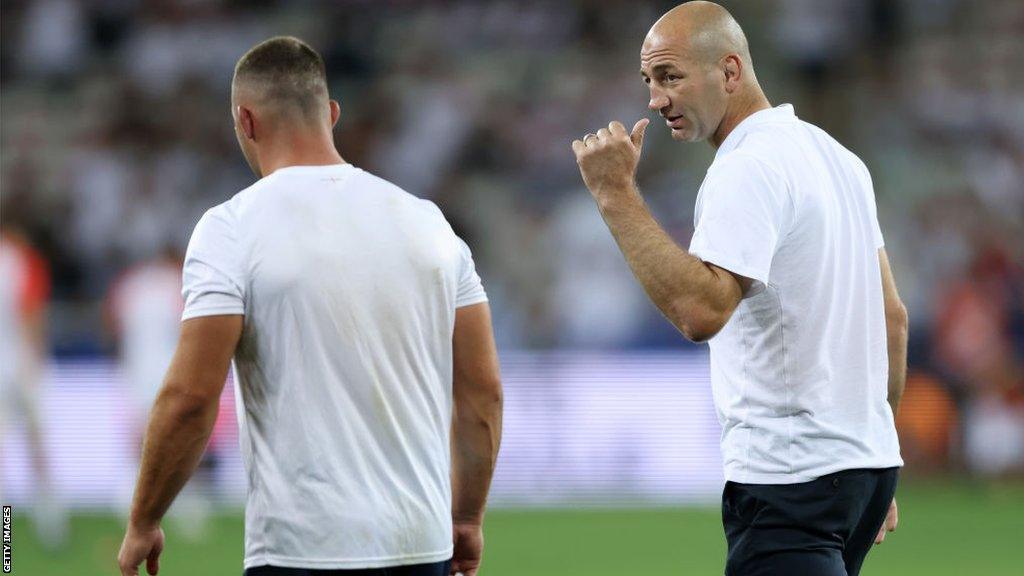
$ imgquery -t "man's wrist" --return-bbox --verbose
[593,181,642,213]
[128,510,161,532]
[452,513,484,526]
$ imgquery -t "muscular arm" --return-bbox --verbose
[129,315,242,528]
[572,120,749,343]
[595,186,750,342]
[450,302,503,524]
[448,302,502,576]
[879,249,908,415]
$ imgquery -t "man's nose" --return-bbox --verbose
[649,91,669,112]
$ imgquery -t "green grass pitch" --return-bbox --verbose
[8,481,1019,575]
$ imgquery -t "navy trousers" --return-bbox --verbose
[722,467,899,576]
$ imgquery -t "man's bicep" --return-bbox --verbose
[706,261,753,317]
[452,303,501,401]
[708,262,753,297]
[163,315,243,402]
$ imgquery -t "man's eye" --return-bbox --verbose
[666,75,680,82]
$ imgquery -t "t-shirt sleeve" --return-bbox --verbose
[688,152,792,286]
[455,236,488,308]
[870,211,884,249]
[859,163,885,249]
[181,207,246,321]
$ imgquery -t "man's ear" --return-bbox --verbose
[329,100,341,128]
[238,106,256,140]
[723,54,742,94]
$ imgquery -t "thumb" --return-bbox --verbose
[630,118,650,150]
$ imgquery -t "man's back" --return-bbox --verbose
[182,163,486,569]
[691,105,903,484]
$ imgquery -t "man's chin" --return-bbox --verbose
[669,127,699,142]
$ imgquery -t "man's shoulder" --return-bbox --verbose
[199,173,295,229]
[730,121,796,161]
[708,143,784,184]
[358,169,446,218]
[722,119,867,177]
[349,170,454,238]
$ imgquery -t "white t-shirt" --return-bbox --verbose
[181,163,487,569]
[689,104,903,484]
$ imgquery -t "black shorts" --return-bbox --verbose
[722,467,899,576]
[244,559,451,576]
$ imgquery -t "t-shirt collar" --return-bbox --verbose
[715,103,796,159]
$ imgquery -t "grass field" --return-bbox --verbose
[9,481,1020,575]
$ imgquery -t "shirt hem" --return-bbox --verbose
[243,548,453,570]
[181,306,245,321]
[725,457,904,485]
[688,246,769,286]
[455,294,489,308]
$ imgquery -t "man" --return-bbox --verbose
[118,36,503,576]
[571,3,906,575]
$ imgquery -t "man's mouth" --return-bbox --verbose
[664,114,685,129]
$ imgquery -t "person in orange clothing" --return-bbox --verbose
[0,220,68,549]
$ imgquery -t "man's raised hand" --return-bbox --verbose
[572,118,650,200]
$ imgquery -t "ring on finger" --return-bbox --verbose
[583,133,598,144]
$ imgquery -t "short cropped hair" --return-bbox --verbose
[233,36,328,118]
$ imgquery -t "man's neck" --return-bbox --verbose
[710,88,772,149]
[259,133,346,177]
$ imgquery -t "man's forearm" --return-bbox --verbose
[129,387,219,527]
[595,185,733,339]
[886,314,908,415]
[451,401,502,524]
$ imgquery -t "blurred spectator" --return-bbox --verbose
[0,219,68,547]
[105,247,183,428]
[894,372,959,472]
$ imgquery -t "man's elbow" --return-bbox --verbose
[454,377,503,421]
[478,381,504,418]
[669,299,728,343]
[886,300,909,338]
[155,381,221,420]
[476,380,504,415]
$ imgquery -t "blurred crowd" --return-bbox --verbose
[2,0,1023,476]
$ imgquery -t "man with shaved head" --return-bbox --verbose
[572,2,905,574]
[118,36,503,576]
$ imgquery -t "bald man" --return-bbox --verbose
[118,37,503,576]
[571,3,905,575]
